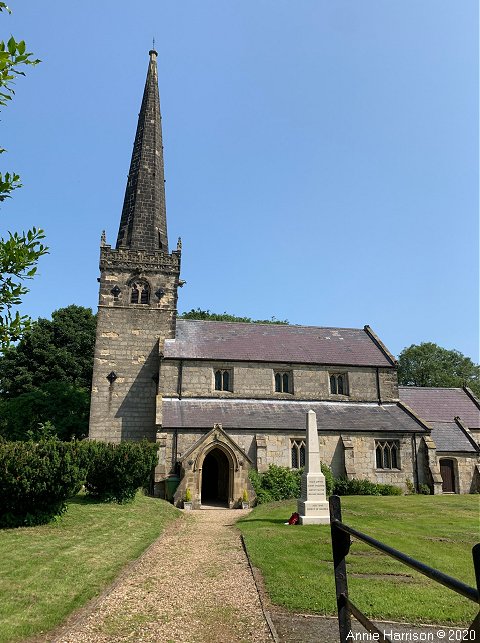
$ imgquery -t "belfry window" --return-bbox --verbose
[375,440,400,470]
[330,373,348,395]
[291,439,306,469]
[130,282,150,305]
[214,369,232,392]
[274,371,292,394]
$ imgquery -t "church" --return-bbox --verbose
[88,50,480,507]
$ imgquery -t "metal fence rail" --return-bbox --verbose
[329,495,480,643]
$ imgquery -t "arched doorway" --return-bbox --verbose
[440,459,456,493]
[201,448,230,506]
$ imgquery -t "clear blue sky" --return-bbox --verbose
[3,1,479,360]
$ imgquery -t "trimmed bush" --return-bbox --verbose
[248,463,334,504]
[0,440,86,527]
[334,477,402,496]
[84,441,159,503]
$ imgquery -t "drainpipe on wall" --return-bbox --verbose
[375,367,382,405]
[412,433,419,492]
[172,359,183,471]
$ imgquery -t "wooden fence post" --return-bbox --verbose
[469,543,480,637]
[329,495,351,643]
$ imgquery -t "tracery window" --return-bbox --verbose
[130,281,150,305]
[375,440,400,469]
[291,439,306,469]
[214,369,232,392]
[330,373,348,395]
[274,371,292,393]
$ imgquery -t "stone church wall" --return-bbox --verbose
[90,307,168,442]
[160,360,398,402]
[156,427,418,494]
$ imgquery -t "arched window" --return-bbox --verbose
[130,281,150,305]
[330,375,337,394]
[291,444,298,469]
[375,440,400,470]
[274,371,292,394]
[140,284,150,304]
[130,285,139,304]
[383,445,391,469]
[291,440,306,469]
[391,443,398,469]
[299,443,306,467]
[330,373,348,395]
[275,373,282,392]
[337,375,344,395]
[214,369,232,392]
[222,370,230,391]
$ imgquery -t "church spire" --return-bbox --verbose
[116,49,168,252]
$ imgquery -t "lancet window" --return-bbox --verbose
[291,439,306,469]
[375,440,400,469]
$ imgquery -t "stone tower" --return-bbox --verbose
[89,50,181,443]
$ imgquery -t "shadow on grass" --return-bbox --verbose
[67,494,109,506]
[237,517,292,525]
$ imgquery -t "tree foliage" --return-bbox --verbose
[180,308,289,324]
[0,305,96,440]
[398,342,480,396]
[0,3,47,348]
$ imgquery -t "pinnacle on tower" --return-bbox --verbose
[116,49,168,252]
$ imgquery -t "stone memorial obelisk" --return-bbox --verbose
[298,410,330,525]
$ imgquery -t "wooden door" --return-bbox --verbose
[440,459,455,493]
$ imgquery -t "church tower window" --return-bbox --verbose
[130,281,150,305]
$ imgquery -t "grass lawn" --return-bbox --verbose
[0,492,180,643]
[238,495,479,625]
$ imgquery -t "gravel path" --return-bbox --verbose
[55,509,273,643]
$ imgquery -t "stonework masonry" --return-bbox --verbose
[160,360,398,402]
[89,246,180,442]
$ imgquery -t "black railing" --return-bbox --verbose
[329,495,480,643]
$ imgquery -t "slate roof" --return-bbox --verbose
[399,387,480,428]
[164,320,395,367]
[429,422,479,453]
[162,398,427,433]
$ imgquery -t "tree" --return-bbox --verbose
[180,308,289,324]
[398,342,480,396]
[0,381,90,441]
[0,3,47,348]
[0,305,96,397]
[0,305,96,440]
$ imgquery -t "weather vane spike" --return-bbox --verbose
[153,37,155,50]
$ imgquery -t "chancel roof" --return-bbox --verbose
[162,399,427,433]
[164,320,395,367]
[429,422,479,453]
[399,387,480,428]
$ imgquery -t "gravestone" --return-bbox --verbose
[297,410,330,525]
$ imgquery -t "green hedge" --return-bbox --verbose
[0,440,86,527]
[84,441,159,503]
[0,439,160,527]
[249,463,334,504]
[333,477,403,496]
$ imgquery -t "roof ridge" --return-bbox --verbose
[177,318,366,331]
[399,385,463,391]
